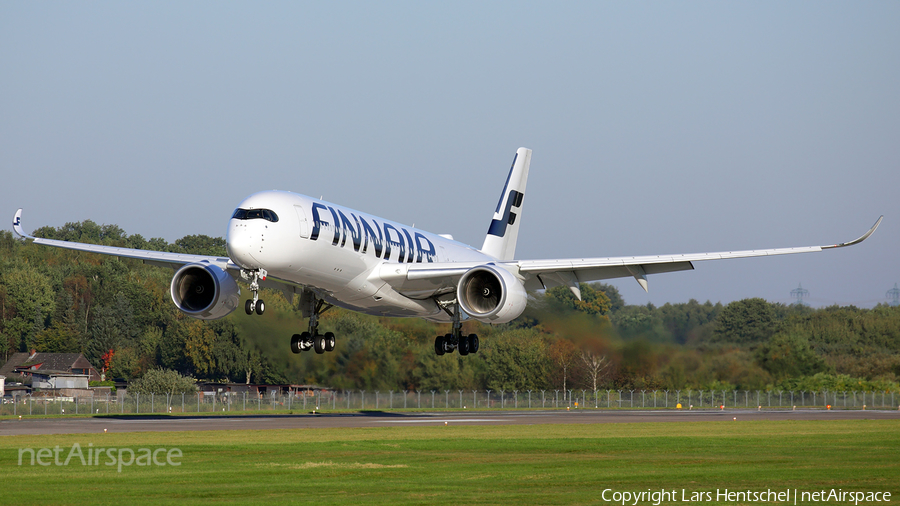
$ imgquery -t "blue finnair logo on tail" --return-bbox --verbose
[487,190,524,238]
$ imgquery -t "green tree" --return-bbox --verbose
[158,318,191,372]
[107,346,141,380]
[26,303,46,351]
[1,265,56,351]
[482,328,551,391]
[128,368,197,396]
[618,340,659,388]
[183,320,218,378]
[712,298,777,345]
[657,299,722,344]
[594,283,625,314]
[610,304,670,341]
[756,332,830,380]
[170,235,227,256]
[545,283,611,318]
[0,284,10,360]
[86,304,126,366]
[32,322,81,353]
[0,230,18,252]
[410,349,479,392]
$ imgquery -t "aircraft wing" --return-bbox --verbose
[12,209,237,271]
[515,216,883,296]
[393,216,882,300]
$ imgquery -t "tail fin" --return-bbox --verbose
[480,147,532,260]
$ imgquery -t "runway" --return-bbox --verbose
[2,408,897,436]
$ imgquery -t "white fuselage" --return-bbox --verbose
[225,190,493,321]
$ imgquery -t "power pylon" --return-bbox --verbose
[791,283,809,306]
[887,283,900,307]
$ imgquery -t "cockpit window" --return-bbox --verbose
[232,208,279,222]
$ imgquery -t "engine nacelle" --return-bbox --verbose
[457,265,527,324]
[170,263,241,320]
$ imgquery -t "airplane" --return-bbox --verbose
[12,148,882,356]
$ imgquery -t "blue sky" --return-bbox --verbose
[2,2,897,307]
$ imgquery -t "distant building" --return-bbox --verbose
[30,371,91,390]
[0,351,101,384]
[0,375,5,397]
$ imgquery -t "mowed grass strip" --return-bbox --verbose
[1,420,897,505]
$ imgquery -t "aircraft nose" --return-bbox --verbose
[226,220,261,269]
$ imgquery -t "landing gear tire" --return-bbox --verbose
[314,334,326,354]
[468,334,479,354]
[300,332,312,351]
[458,334,470,355]
[246,299,265,315]
[242,269,267,317]
[290,290,336,355]
[290,334,303,354]
[434,302,479,356]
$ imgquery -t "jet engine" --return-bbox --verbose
[457,265,527,323]
[170,263,241,320]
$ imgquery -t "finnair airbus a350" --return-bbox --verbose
[13,148,882,356]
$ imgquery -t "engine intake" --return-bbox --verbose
[457,265,527,323]
[170,263,240,320]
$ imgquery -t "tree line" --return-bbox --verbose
[1,221,898,394]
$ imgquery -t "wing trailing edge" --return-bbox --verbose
[515,216,883,297]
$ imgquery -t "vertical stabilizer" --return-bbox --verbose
[480,147,532,260]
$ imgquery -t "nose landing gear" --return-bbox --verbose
[241,268,268,315]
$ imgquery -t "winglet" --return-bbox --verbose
[822,216,883,249]
[13,209,32,239]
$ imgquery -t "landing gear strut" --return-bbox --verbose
[241,268,267,315]
[434,302,479,356]
[290,290,336,354]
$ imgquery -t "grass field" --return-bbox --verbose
[2,420,898,505]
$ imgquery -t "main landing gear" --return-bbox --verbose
[242,269,267,315]
[290,291,336,355]
[434,303,479,356]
